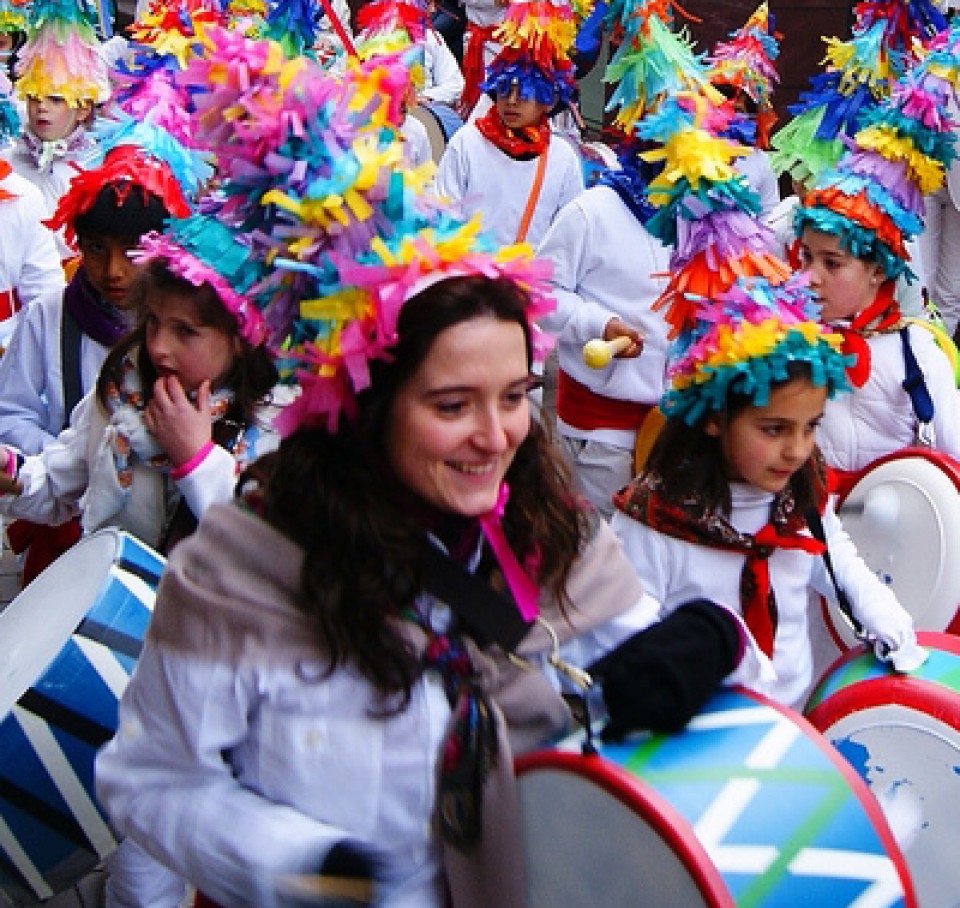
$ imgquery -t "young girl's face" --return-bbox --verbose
[26,95,92,142]
[144,289,241,395]
[386,315,531,518]
[707,377,828,494]
[799,228,885,322]
[495,84,551,131]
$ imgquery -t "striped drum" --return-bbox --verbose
[517,686,915,907]
[0,529,163,902]
[806,631,960,908]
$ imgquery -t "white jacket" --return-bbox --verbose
[818,324,960,471]
[536,184,671,447]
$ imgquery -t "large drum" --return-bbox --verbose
[517,686,915,907]
[0,529,163,902]
[409,103,463,163]
[823,447,960,649]
[806,631,960,908]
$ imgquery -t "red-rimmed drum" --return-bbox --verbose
[517,686,915,908]
[823,447,960,650]
[806,631,960,908]
[0,529,163,902]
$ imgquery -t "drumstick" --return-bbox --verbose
[274,873,374,904]
[582,336,633,368]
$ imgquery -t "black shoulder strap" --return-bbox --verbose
[421,542,535,652]
[60,306,84,430]
[805,506,865,639]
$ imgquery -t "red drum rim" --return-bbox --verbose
[518,685,918,908]
[836,447,960,507]
[515,748,735,907]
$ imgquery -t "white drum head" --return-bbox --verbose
[828,455,960,645]
[0,530,121,717]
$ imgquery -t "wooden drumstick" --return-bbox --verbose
[582,335,633,369]
[275,873,374,904]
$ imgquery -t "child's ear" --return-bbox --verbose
[704,414,723,437]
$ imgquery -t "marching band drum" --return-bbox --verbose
[0,529,163,903]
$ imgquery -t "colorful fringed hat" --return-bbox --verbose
[354,0,427,90]
[770,0,948,186]
[636,92,790,340]
[0,70,18,143]
[795,21,960,284]
[480,0,579,107]
[134,213,269,345]
[45,112,212,246]
[167,25,556,433]
[707,2,781,149]
[14,0,111,106]
[0,0,26,36]
[601,0,722,137]
[661,274,852,424]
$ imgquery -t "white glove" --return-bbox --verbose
[852,596,926,672]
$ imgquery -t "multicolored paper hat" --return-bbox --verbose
[0,70,18,143]
[14,0,110,105]
[0,0,27,35]
[707,2,781,149]
[661,274,852,425]
[602,0,722,137]
[770,0,947,185]
[480,0,579,107]
[167,25,556,433]
[636,92,790,340]
[795,21,960,286]
[134,213,269,345]
[354,0,427,91]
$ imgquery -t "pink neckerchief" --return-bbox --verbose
[478,483,540,622]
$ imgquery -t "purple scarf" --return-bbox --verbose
[63,267,133,347]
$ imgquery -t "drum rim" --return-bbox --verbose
[515,748,734,908]
[837,447,960,507]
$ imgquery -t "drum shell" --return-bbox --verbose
[518,686,915,908]
[806,631,960,908]
[0,529,162,902]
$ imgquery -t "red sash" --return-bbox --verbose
[557,368,652,431]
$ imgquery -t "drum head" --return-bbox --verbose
[807,633,960,908]
[826,451,960,646]
[409,105,447,163]
[0,530,123,716]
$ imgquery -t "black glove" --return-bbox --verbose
[588,599,741,740]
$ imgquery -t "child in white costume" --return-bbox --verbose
[3,0,109,259]
[0,158,63,347]
[0,214,282,553]
[435,0,584,248]
[795,38,960,480]
[611,275,923,709]
[536,160,669,518]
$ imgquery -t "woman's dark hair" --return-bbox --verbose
[253,274,587,709]
[645,361,827,517]
[96,258,278,440]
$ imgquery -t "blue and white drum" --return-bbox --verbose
[806,631,960,908]
[0,529,163,902]
[517,686,915,908]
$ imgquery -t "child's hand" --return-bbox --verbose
[602,317,644,359]
[144,377,214,470]
[853,597,927,671]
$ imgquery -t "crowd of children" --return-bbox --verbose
[0,0,959,906]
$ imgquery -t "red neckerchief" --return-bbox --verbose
[615,473,826,658]
[830,281,902,388]
[474,107,550,160]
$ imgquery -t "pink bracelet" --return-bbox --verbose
[170,441,215,480]
[1,447,18,479]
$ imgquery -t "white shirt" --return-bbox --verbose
[422,29,464,106]
[536,184,671,448]
[434,123,584,248]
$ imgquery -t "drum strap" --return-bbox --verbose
[421,542,534,653]
[515,147,549,244]
[60,305,83,429]
[805,507,867,641]
[899,326,936,443]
